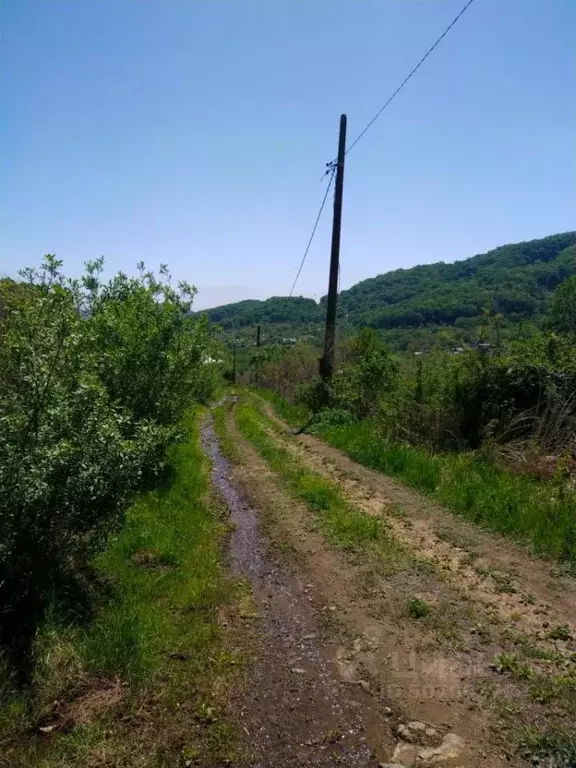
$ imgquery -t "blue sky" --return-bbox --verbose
[1,1,574,309]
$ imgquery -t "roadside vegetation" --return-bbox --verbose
[0,257,239,765]
[245,271,576,567]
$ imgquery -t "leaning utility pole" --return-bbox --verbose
[320,114,347,383]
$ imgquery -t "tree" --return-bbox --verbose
[550,275,576,333]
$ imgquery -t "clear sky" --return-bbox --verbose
[1,1,574,309]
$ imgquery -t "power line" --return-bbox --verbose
[346,0,477,155]
[283,0,476,311]
[283,166,336,308]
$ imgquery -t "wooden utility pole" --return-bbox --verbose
[320,114,347,383]
[232,342,237,384]
[255,325,261,384]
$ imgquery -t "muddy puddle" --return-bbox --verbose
[201,413,382,767]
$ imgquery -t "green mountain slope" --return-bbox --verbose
[339,232,576,329]
[204,232,576,346]
[206,295,322,328]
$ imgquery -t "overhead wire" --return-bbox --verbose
[345,0,477,155]
[283,0,477,307]
[283,165,336,308]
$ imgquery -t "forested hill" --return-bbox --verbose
[204,232,576,342]
[205,295,323,329]
[337,232,576,329]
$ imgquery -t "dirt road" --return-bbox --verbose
[202,395,576,768]
[202,413,382,766]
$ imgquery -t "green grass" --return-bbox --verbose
[548,625,572,641]
[492,650,576,712]
[81,409,231,683]
[490,640,576,764]
[213,400,241,462]
[233,399,405,570]
[249,387,309,428]
[1,409,243,767]
[303,417,576,566]
[520,729,576,768]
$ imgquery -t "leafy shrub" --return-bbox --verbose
[407,598,430,619]
[86,260,219,423]
[492,652,532,679]
[385,330,576,453]
[310,408,357,430]
[0,256,223,671]
[331,330,398,419]
[296,377,330,413]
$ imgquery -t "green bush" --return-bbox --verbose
[331,329,398,419]
[0,256,223,670]
[407,598,430,619]
[86,260,219,423]
[379,330,576,452]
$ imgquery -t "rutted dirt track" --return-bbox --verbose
[202,397,576,767]
[202,414,384,766]
[258,398,576,644]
